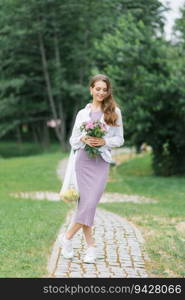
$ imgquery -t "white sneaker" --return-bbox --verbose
[60,234,74,259]
[83,246,96,263]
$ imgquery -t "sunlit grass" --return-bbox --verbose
[0,145,72,277]
[100,152,185,277]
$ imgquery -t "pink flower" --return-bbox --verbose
[85,121,94,130]
[100,123,107,132]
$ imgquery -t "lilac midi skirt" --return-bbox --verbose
[73,148,110,227]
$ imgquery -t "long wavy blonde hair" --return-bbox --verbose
[89,74,120,127]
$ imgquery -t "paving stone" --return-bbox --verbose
[69,272,82,277]
[54,272,69,277]
[81,273,97,277]
[47,208,149,278]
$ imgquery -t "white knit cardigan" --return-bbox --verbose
[69,103,124,163]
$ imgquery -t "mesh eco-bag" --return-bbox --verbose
[59,149,79,203]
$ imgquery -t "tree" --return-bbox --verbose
[94,5,185,176]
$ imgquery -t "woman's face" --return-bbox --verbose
[90,80,108,102]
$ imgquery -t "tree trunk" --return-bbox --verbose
[32,124,39,144]
[16,125,22,144]
[53,22,67,150]
[35,121,43,144]
[38,28,65,149]
[66,105,79,145]
[42,121,50,148]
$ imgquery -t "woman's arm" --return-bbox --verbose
[104,108,124,148]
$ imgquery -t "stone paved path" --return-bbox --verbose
[47,207,149,278]
[11,190,157,204]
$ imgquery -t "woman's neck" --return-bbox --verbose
[91,102,102,112]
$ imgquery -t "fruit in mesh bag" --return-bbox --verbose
[60,188,79,202]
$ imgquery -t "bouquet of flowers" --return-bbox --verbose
[80,120,107,158]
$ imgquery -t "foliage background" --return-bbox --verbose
[1,0,185,175]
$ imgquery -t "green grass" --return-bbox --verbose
[100,152,185,277]
[1,142,185,278]
[0,144,73,277]
[0,141,62,158]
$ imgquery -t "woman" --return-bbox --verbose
[61,74,124,263]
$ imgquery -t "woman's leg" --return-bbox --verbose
[82,225,95,247]
[65,223,83,240]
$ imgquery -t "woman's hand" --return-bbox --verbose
[81,136,105,147]
[89,137,106,147]
[81,135,92,146]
